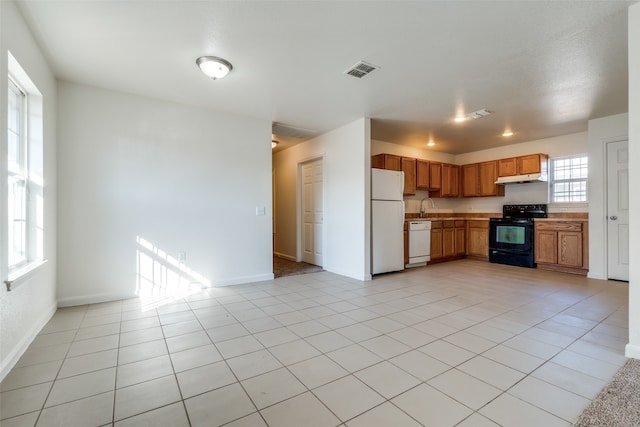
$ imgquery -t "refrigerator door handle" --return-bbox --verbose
[401,202,405,227]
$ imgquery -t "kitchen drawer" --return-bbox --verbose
[431,220,443,229]
[536,222,582,232]
[443,220,455,228]
[467,220,488,229]
[454,220,465,228]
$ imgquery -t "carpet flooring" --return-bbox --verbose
[573,358,640,427]
[273,256,322,278]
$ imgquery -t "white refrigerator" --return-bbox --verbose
[371,169,405,274]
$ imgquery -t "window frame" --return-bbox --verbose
[549,154,589,204]
[5,51,46,290]
[8,76,29,270]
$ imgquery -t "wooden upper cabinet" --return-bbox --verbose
[519,154,547,175]
[401,157,417,195]
[372,152,543,199]
[462,162,504,197]
[498,158,518,177]
[429,162,442,191]
[479,161,504,196]
[416,159,430,190]
[462,164,479,197]
[371,153,401,171]
[498,154,548,177]
[440,164,456,197]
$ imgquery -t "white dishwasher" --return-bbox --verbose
[407,221,431,267]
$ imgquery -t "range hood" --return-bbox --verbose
[495,173,547,184]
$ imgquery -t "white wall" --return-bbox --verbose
[57,82,273,305]
[273,118,371,281]
[0,1,57,380]
[587,113,628,280]
[627,2,640,359]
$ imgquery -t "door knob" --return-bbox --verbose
[609,216,618,220]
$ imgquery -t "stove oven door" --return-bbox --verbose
[489,218,535,267]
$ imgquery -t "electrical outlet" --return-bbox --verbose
[178,251,187,262]
[256,206,266,216]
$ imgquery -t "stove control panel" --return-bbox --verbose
[502,204,548,218]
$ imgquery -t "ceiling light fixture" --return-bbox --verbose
[196,56,233,80]
[271,140,279,149]
[427,141,435,147]
[502,130,514,137]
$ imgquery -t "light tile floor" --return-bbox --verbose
[0,259,629,426]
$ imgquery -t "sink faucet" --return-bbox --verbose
[420,197,436,217]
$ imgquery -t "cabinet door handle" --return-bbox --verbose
[609,215,618,220]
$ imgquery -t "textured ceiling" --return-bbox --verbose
[17,0,635,154]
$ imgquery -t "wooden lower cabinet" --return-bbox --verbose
[535,221,588,275]
[466,220,489,259]
[455,224,466,256]
[430,224,444,260]
[443,225,455,258]
[429,220,465,264]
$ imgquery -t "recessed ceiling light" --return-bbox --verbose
[271,140,279,149]
[454,116,466,123]
[196,56,233,80]
[502,131,514,137]
[427,141,435,147]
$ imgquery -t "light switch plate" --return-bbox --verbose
[256,206,266,216]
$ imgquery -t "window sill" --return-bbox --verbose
[5,260,48,292]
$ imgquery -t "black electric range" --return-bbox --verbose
[489,204,548,268]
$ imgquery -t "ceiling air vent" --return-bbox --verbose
[344,61,379,79]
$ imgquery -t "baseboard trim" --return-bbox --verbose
[211,273,275,287]
[0,303,57,382]
[57,292,136,307]
[274,252,297,262]
[323,265,368,282]
[625,343,640,359]
[587,272,607,280]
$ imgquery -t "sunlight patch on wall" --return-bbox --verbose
[136,236,211,311]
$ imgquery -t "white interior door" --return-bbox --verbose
[301,159,323,266]
[607,140,629,281]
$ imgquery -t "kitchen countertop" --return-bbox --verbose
[534,217,588,222]
[405,217,490,222]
